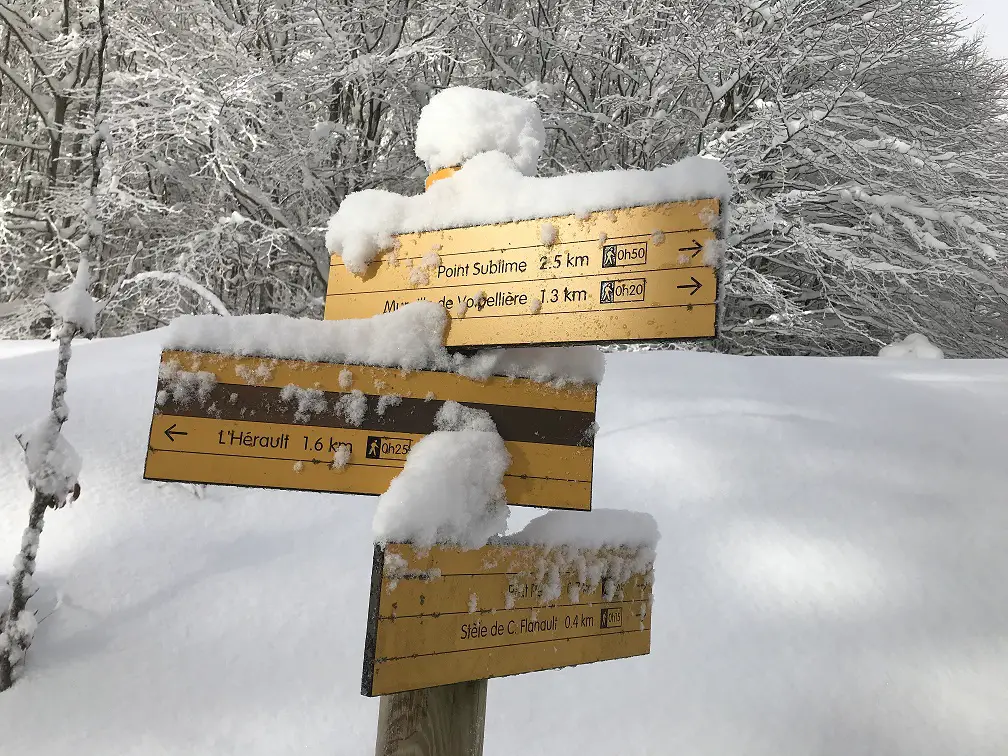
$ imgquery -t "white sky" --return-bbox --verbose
[959,0,1008,60]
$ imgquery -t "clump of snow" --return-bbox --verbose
[43,256,98,334]
[18,528,40,557]
[702,238,727,267]
[0,608,38,665]
[457,345,604,387]
[650,229,665,246]
[338,390,367,426]
[373,401,510,549]
[500,510,659,606]
[375,394,402,416]
[325,190,404,274]
[383,552,408,578]
[14,608,38,639]
[14,417,82,499]
[415,87,545,176]
[434,400,498,433]
[540,222,557,247]
[279,384,327,423]
[164,303,603,386]
[497,510,661,608]
[326,151,730,274]
[155,360,217,407]
[879,333,944,359]
[234,362,274,385]
[164,302,449,373]
[410,253,442,286]
[331,444,351,470]
[508,510,659,550]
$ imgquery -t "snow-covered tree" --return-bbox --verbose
[0,254,93,691]
[447,0,1008,355]
[2,0,1006,355]
[1,0,453,334]
[697,0,1008,356]
[0,0,108,333]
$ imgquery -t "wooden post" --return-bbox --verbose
[374,679,488,756]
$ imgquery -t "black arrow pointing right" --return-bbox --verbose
[676,276,703,296]
[678,239,704,258]
[164,423,188,442]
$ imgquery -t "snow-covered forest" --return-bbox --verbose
[1,0,1005,354]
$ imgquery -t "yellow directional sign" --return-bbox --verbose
[363,541,653,696]
[326,199,720,347]
[144,350,596,510]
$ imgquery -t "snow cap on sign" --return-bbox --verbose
[502,510,659,602]
[415,86,545,176]
[506,509,660,550]
[326,151,731,275]
[164,301,451,372]
[162,302,604,385]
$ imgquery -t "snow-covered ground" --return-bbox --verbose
[0,339,56,360]
[1,333,1007,755]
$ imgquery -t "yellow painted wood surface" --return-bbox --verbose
[326,199,720,346]
[364,542,653,696]
[144,351,596,510]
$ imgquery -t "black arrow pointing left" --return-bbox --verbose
[677,276,703,296]
[164,423,188,442]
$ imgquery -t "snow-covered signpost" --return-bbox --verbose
[134,86,727,754]
[364,518,657,696]
[325,89,728,348]
[139,304,605,753]
[143,332,597,510]
[322,88,729,756]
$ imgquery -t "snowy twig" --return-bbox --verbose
[1,256,92,691]
[121,271,231,316]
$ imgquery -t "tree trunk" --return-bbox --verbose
[0,324,78,691]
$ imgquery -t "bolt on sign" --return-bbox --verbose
[325,199,721,348]
[363,541,654,696]
[144,350,596,510]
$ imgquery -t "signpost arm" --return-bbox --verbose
[374,679,488,756]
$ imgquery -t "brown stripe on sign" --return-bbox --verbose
[156,382,596,448]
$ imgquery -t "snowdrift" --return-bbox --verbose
[1,335,1007,755]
